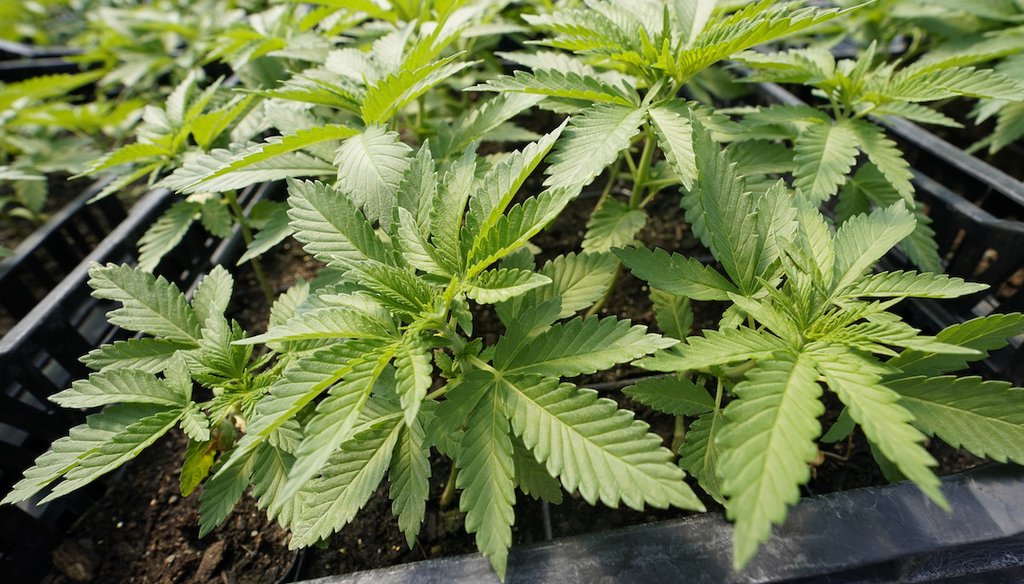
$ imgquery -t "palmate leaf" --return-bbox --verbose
[890,375,1024,465]
[82,338,195,373]
[434,93,545,159]
[88,264,202,345]
[466,123,566,239]
[137,201,199,272]
[50,369,186,409]
[512,435,564,504]
[199,450,256,536]
[679,408,725,504]
[335,127,413,228]
[456,389,516,580]
[389,417,431,547]
[2,405,169,504]
[496,252,618,323]
[648,101,697,190]
[496,316,675,377]
[287,179,396,268]
[793,119,860,205]
[814,347,946,508]
[360,54,474,124]
[831,204,916,292]
[501,375,704,511]
[582,199,646,252]
[241,306,396,345]
[836,271,987,300]
[639,326,788,372]
[238,204,293,265]
[543,103,646,191]
[622,375,714,416]
[717,353,823,569]
[466,187,576,278]
[180,125,358,193]
[887,313,1024,377]
[251,442,299,529]
[881,66,1024,102]
[465,269,552,304]
[650,288,694,340]
[615,247,738,301]
[192,266,233,325]
[283,341,396,499]
[291,414,403,548]
[850,120,915,204]
[471,68,639,107]
[394,335,433,425]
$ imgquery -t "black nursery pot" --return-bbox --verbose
[0,39,82,81]
[752,82,1024,386]
[0,181,280,582]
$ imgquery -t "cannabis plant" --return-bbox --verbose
[617,120,1024,568]
[734,42,1024,271]
[4,131,704,580]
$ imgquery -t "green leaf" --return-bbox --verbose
[649,101,697,190]
[679,408,725,504]
[389,419,431,547]
[640,327,788,372]
[283,341,396,498]
[192,266,233,325]
[793,120,860,205]
[583,199,647,252]
[456,389,515,580]
[51,370,185,409]
[291,416,403,547]
[497,252,617,323]
[335,127,412,227]
[137,201,198,273]
[182,125,358,192]
[242,305,396,345]
[43,407,182,502]
[180,439,216,497]
[251,443,299,529]
[82,338,194,373]
[361,54,474,124]
[465,269,552,304]
[497,316,675,377]
[887,313,1024,377]
[472,68,638,107]
[651,289,694,340]
[199,449,255,536]
[832,204,916,292]
[502,375,704,511]
[180,402,211,442]
[615,247,738,301]
[850,120,914,204]
[88,264,201,344]
[890,375,1024,465]
[718,353,823,569]
[622,375,714,416]
[511,435,563,504]
[814,347,945,508]
[287,179,395,269]
[394,336,433,425]
[544,103,646,191]
[238,204,293,265]
[836,271,987,300]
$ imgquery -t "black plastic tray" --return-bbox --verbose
[0,178,131,330]
[0,181,280,582]
[294,464,1024,584]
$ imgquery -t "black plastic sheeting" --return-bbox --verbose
[296,465,1024,584]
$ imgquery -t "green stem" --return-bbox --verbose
[671,415,686,453]
[440,463,459,509]
[591,156,623,215]
[583,261,621,319]
[628,124,656,209]
[225,189,273,302]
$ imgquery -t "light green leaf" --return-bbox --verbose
[88,264,201,344]
[622,375,714,416]
[466,269,552,305]
[583,199,646,252]
[615,247,738,301]
[335,127,412,227]
[544,103,646,191]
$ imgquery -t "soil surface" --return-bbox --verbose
[0,174,86,251]
[41,432,295,584]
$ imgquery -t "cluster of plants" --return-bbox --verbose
[5,0,1024,580]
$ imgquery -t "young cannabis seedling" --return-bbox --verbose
[617,121,1024,568]
[734,42,1024,270]
[5,130,701,581]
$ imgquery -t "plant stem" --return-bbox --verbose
[439,464,459,510]
[628,124,656,209]
[583,261,621,319]
[591,156,623,214]
[225,189,273,302]
[671,415,686,453]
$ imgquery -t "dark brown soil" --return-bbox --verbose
[41,432,295,584]
[0,174,86,251]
